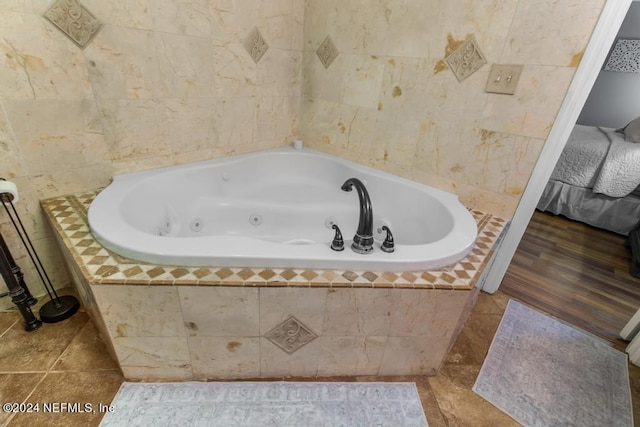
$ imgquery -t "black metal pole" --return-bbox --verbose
[0,182,79,323]
[0,233,37,306]
[0,232,41,331]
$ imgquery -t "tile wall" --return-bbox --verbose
[299,0,606,219]
[0,0,607,301]
[0,0,303,300]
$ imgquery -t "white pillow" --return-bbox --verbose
[620,116,640,143]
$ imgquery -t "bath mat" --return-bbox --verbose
[100,381,428,426]
[473,299,632,427]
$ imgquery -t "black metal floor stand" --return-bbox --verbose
[1,184,79,325]
[0,232,41,331]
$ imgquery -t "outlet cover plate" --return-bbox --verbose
[485,64,523,95]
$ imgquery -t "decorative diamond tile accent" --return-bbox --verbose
[43,0,102,49]
[316,36,338,69]
[264,316,318,355]
[40,190,507,290]
[243,27,269,63]
[444,36,487,82]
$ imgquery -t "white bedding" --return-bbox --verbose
[550,125,640,198]
[550,125,610,188]
[593,128,640,197]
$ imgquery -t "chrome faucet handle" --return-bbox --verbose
[381,226,395,253]
[330,224,344,251]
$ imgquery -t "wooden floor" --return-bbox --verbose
[500,210,640,350]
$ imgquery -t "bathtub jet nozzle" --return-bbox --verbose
[341,178,374,254]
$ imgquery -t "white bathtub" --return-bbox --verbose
[88,146,477,271]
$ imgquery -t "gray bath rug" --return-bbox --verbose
[100,381,428,426]
[473,299,632,427]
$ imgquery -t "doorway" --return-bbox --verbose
[480,0,633,295]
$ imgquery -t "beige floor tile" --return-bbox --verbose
[0,373,46,426]
[7,371,123,427]
[0,312,89,373]
[428,364,520,427]
[445,312,503,365]
[0,311,20,336]
[52,321,119,372]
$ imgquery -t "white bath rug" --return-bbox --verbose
[100,381,429,426]
[473,299,633,427]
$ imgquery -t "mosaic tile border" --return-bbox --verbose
[41,190,507,290]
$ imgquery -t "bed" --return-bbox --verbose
[537,123,640,235]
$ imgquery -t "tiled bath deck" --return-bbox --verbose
[41,190,507,289]
[40,190,508,380]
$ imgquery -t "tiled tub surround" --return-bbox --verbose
[0,0,608,321]
[42,191,506,380]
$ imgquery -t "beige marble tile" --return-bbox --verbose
[480,66,577,140]
[256,96,298,143]
[92,285,185,338]
[259,336,321,378]
[390,289,438,337]
[424,127,544,196]
[262,0,301,51]
[259,287,326,334]
[422,68,491,127]
[179,287,259,337]
[82,0,153,30]
[97,98,172,161]
[163,98,221,153]
[3,0,51,14]
[111,154,175,175]
[322,289,394,336]
[210,0,261,44]
[257,49,302,98]
[210,0,299,49]
[188,336,260,379]
[316,336,387,376]
[341,54,385,109]
[458,184,520,220]
[378,336,450,376]
[433,290,475,333]
[0,104,26,179]
[0,11,93,100]
[217,97,258,146]
[4,99,108,175]
[156,32,217,98]
[210,40,261,98]
[150,0,211,37]
[301,51,345,103]
[114,336,192,380]
[84,25,168,99]
[30,164,113,199]
[501,0,603,67]
[301,99,378,156]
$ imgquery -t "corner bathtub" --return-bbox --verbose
[88,146,477,271]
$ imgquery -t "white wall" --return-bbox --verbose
[577,2,640,128]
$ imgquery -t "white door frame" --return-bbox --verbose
[481,0,633,294]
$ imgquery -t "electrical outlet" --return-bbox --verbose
[485,64,523,95]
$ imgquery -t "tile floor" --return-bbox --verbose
[0,289,638,427]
